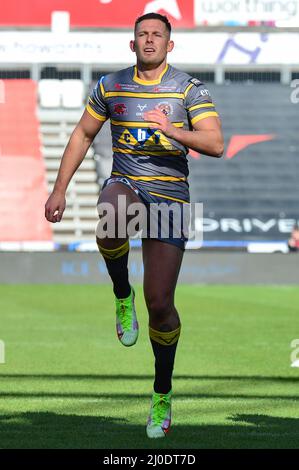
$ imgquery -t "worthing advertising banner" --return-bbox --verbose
[0,0,194,28]
[1,0,298,28]
[195,0,299,26]
[0,31,298,64]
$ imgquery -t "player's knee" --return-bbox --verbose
[96,203,126,240]
[146,293,174,321]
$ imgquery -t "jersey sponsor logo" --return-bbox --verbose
[153,85,177,92]
[136,103,147,116]
[114,103,128,115]
[156,101,173,116]
[137,104,147,111]
[119,130,139,145]
[114,83,139,91]
[136,128,160,145]
[118,128,172,149]
[188,77,202,87]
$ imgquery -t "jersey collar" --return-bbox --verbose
[132,64,168,85]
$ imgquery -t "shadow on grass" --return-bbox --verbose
[0,411,298,449]
[0,374,299,382]
[0,373,299,400]
[0,391,299,400]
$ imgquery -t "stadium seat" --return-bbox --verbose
[0,79,53,242]
[38,79,61,108]
[61,80,84,108]
[38,104,99,242]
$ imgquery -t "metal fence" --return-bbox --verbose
[0,63,298,86]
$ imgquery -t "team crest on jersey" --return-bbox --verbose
[113,103,128,115]
[156,101,173,116]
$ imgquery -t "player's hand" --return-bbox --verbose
[143,109,176,138]
[45,190,66,223]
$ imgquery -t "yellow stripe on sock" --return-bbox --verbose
[149,326,181,346]
[97,239,129,260]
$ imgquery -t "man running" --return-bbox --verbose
[45,12,224,439]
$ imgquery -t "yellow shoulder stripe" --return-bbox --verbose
[184,83,194,98]
[86,104,107,121]
[191,111,218,125]
[188,103,215,112]
[100,81,105,98]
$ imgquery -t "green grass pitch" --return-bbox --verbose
[0,284,298,449]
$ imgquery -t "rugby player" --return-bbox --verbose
[45,13,224,439]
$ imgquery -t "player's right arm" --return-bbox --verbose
[45,110,105,223]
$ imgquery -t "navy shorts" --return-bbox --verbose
[101,176,189,251]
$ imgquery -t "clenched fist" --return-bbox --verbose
[45,190,66,223]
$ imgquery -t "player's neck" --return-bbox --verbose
[135,60,167,82]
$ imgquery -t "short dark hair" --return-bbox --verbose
[134,13,171,35]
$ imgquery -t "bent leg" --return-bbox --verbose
[97,181,142,248]
[97,182,142,298]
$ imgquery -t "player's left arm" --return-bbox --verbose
[144,109,224,158]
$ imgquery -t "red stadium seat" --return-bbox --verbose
[0,79,53,241]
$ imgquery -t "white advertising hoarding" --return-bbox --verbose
[0,32,299,65]
[195,0,299,26]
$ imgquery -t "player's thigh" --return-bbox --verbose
[142,239,184,306]
[97,182,143,237]
[98,182,141,207]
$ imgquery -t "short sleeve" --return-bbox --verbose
[184,79,219,126]
[86,76,108,121]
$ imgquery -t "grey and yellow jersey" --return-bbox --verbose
[86,64,218,202]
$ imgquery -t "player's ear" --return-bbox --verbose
[130,40,136,52]
[167,40,174,53]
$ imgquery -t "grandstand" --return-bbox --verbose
[0,3,298,250]
[0,79,52,243]
[189,82,299,242]
[39,106,99,243]
[1,75,298,248]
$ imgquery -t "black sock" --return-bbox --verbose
[149,326,181,394]
[105,251,130,299]
[97,239,131,299]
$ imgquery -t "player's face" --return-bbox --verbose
[131,19,174,67]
